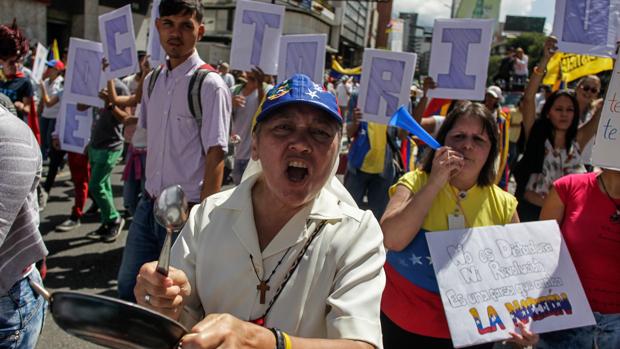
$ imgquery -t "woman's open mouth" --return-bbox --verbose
[286,161,309,183]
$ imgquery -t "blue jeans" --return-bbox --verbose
[0,269,46,349]
[117,197,174,302]
[39,118,56,161]
[344,168,394,220]
[536,312,620,349]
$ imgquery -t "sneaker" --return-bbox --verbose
[38,188,48,212]
[86,224,108,239]
[57,218,81,232]
[101,217,125,243]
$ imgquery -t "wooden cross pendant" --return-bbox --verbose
[257,280,270,304]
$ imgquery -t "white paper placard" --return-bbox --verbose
[592,57,620,170]
[357,49,416,125]
[99,4,138,80]
[277,34,326,83]
[426,221,595,348]
[427,19,494,101]
[57,101,93,154]
[147,0,166,66]
[64,38,105,108]
[552,0,620,58]
[31,43,49,83]
[230,0,285,75]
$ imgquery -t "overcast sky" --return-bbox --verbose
[392,0,556,33]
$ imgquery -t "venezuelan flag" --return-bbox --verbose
[422,98,451,117]
[329,59,361,80]
[48,39,60,61]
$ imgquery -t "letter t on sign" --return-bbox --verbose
[437,28,482,90]
[242,10,282,66]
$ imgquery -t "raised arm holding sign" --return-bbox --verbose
[230,0,285,75]
[427,19,494,101]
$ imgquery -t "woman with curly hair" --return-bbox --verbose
[0,20,33,123]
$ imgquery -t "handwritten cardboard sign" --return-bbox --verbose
[357,49,416,125]
[426,220,595,348]
[99,4,138,80]
[57,101,93,154]
[230,0,285,75]
[592,57,620,170]
[277,34,326,83]
[427,19,494,101]
[31,43,49,83]
[147,0,166,67]
[552,0,620,58]
[64,38,105,108]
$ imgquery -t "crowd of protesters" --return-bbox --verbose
[0,0,618,348]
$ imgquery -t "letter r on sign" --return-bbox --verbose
[365,57,404,118]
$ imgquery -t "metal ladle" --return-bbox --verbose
[153,185,189,276]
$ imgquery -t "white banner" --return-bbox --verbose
[57,101,93,154]
[99,4,138,80]
[357,49,416,125]
[552,0,620,58]
[428,19,494,101]
[64,38,105,108]
[147,0,166,66]
[230,0,285,75]
[277,34,326,83]
[31,43,49,83]
[592,56,620,170]
[426,221,595,348]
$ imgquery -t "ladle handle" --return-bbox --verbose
[156,229,173,276]
[29,279,52,301]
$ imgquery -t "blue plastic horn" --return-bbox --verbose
[389,105,441,150]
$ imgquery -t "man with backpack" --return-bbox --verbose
[117,0,231,302]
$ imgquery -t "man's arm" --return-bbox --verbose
[200,146,225,201]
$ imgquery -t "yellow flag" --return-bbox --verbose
[543,53,613,86]
[51,39,60,61]
[331,59,362,76]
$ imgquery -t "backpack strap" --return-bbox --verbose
[187,63,217,128]
[147,64,164,98]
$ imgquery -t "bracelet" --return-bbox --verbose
[282,331,292,349]
[270,328,284,349]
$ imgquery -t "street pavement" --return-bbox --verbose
[37,163,134,349]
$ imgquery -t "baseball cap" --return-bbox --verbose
[255,73,342,125]
[486,85,504,103]
[46,59,65,71]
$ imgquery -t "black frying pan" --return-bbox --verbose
[31,281,188,349]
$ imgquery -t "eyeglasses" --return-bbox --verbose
[580,85,599,94]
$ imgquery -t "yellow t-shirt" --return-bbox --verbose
[360,123,387,174]
[390,169,517,230]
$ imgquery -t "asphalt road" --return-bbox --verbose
[37,164,133,349]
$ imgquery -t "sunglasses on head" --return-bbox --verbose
[580,85,599,94]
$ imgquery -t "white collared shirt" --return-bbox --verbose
[171,174,386,348]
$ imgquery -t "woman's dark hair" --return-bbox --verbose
[421,101,499,187]
[0,20,29,60]
[513,90,579,199]
[159,0,203,22]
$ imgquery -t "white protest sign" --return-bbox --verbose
[147,0,166,66]
[357,49,416,125]
[230,0,285,75]
[428,19,494,101]
[64,38,105,108]
[592,57,620,170]
[31,43,49,83]
[277,34,326,83]
[552,0,620,58]
[57,101,93,154]
[99,4,138,80]
[426,220,595,348]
